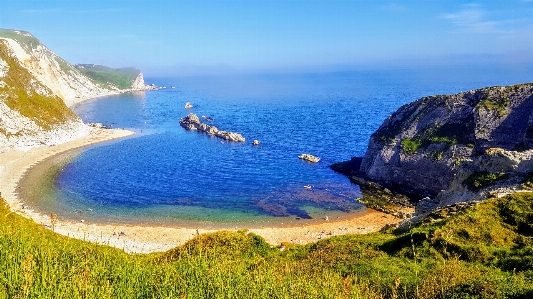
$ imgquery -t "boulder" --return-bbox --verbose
[298,154,320,163]
[185,102,193,109]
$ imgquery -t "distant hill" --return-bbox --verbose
[74,64,144,90]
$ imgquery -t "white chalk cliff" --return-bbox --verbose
[0,29,150,153]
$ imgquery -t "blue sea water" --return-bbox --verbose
[22,65,533,227]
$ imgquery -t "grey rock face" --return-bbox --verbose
[431,148,533,209]
[358,83,533,198]
[179,113,245,142]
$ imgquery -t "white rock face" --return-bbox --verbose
[0,35,91,153]
[0,102,90,154]
[0,30,154,153]
[0,35,111,107]
[0,57,8,77]
[130,72,147,90]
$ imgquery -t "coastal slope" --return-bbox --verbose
[74,64,149,91]
[0,29,112,107]
[334,83,533,207]
[0,28,152,153]
[0,29,152,107]
[0,37,89,153]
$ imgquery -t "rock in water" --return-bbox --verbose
[298,154,320,163]
[185,102,193,109]
[252,140,260,146]
[179,113,245,142]
[331,83,533,206]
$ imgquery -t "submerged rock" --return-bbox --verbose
[298,154,320,163]
[179,113,245,142]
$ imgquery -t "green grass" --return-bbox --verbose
[476,90,510,118]
[75,64,140,90]
[401,137,421,155]
[0,29,40,51]
[0,41,77,129]
[463,172,508,191]
[2,192,533,298]
[430,150,444,161]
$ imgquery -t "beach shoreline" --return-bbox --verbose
[0,126,408,254]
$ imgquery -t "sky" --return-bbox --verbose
[1,0,533,76]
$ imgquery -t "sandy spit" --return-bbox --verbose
[0,128,405,254]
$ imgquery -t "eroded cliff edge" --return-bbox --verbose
[333,83,533,211]
[0,29,151,153]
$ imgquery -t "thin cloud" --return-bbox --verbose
[21,8,61,14]
[442,4,499,33]
[74,8,129,13]
[382,3,408,12]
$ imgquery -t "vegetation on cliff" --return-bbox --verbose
[74,64,141,90]
[2,192,533,298]
[0,40,77,129]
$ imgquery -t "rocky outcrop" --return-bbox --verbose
[298,154,320,163]
[179,113,245,142]
[345,83,533,199]
[130,72,148,90]
[416,148,533,212]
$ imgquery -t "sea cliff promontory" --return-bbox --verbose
[333,83,533,210]
[0,29,152,153]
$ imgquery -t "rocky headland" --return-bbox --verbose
[0,29,154,154]
[332,83,533,216]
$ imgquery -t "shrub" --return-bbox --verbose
[463,172,507,191]
[401,137,422,155]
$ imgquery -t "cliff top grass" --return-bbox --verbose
[0,40,77,128]
[0,29,40,51]
[2,191,533,298]
[74,64,140,90]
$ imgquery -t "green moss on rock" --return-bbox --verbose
[463,171,507,191]
[401,137,422,155]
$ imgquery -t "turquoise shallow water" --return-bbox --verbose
[19,66,533,227]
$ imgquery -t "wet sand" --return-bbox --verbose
[0,128,409,254]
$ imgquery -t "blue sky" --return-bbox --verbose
[1,0,533,76]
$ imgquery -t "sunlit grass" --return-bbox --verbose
[1,193,533,298]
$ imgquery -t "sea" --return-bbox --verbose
[20,65,533,228]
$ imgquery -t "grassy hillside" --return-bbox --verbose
[1,193,533,298]
[0,40,77,129]
[75,64,140,90]
[0,29,40,51]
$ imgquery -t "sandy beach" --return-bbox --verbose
[0,128,408,254]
